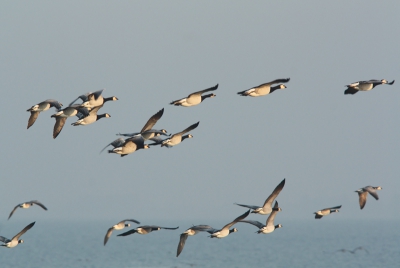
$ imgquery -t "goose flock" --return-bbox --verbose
[1,78,393,256]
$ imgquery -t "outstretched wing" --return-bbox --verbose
[31,200,48,211]
[27,111,40,129]
[263,179,285,208]
[221,210,250,231]
[119,219,140,225]
[117,229,137,236]
[176,121,200,136]
[159,226,179,230]
[104,227,114,245]
[8,204,20,220]
[188,84,218,97]
[141,108,164,133]
[266,201,280,226]
[0,236,11,243]
[323,205,342,210]
[365,188,379,200]
[12,222,35,241]
[234,203,259,210]
[358,191,368,209]
[69,94,89,107]
[238,220,264,229]
[254,78,290,88]
[53,117,67,139]
[100,138,126,153]
[46,99,63,110]
[177,233,188,257]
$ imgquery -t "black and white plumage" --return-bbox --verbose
[176,225,213,257]
[116,108,168,140]
[8,200,48,220]
[237,78,290,97]
[69,89,118,108]
[148,134,193,148]
[235,179,285,215]
[207,210,250,239]
[0,222,35,248]
[104,219,140,246]
[314,205,341,219]
[107,137,149,157]
[355,186,382,210]
[71,105,111,126]
[239,201,282,234]
[117,225,179,236]
[344,79,395,95]
[170,84,218,107]
[26,99,63,129]
[150,121,199,148]
[51,105,90,139]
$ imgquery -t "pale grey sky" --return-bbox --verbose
[1,1,399,224]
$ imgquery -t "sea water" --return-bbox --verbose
[0,219,399,267]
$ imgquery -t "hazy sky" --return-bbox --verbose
[1,1,399,225]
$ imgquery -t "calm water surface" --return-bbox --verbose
[1,219,399,267]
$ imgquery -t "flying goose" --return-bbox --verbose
[170,84,218,107]
[26,99,63,129]
[69,89,118,108]
[207,210,250,239]
[117,225,179,236]
[108,137,149,157]
[314,205,341,219]
[235,178,285,215]
[239,201,282,234]
[176,225,214,257]
[237,78,290,97]
[104,219,140,246]
[0,222,35,248]
[116,108,168,140]
[355,186,382,210]
[148,134,193,147]
[344,79,395,95]
[71,105,111,126]
[51,105,90,138]
[8,200,48,220]
[151,121,199,148]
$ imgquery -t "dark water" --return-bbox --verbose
[1,219,399,267]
